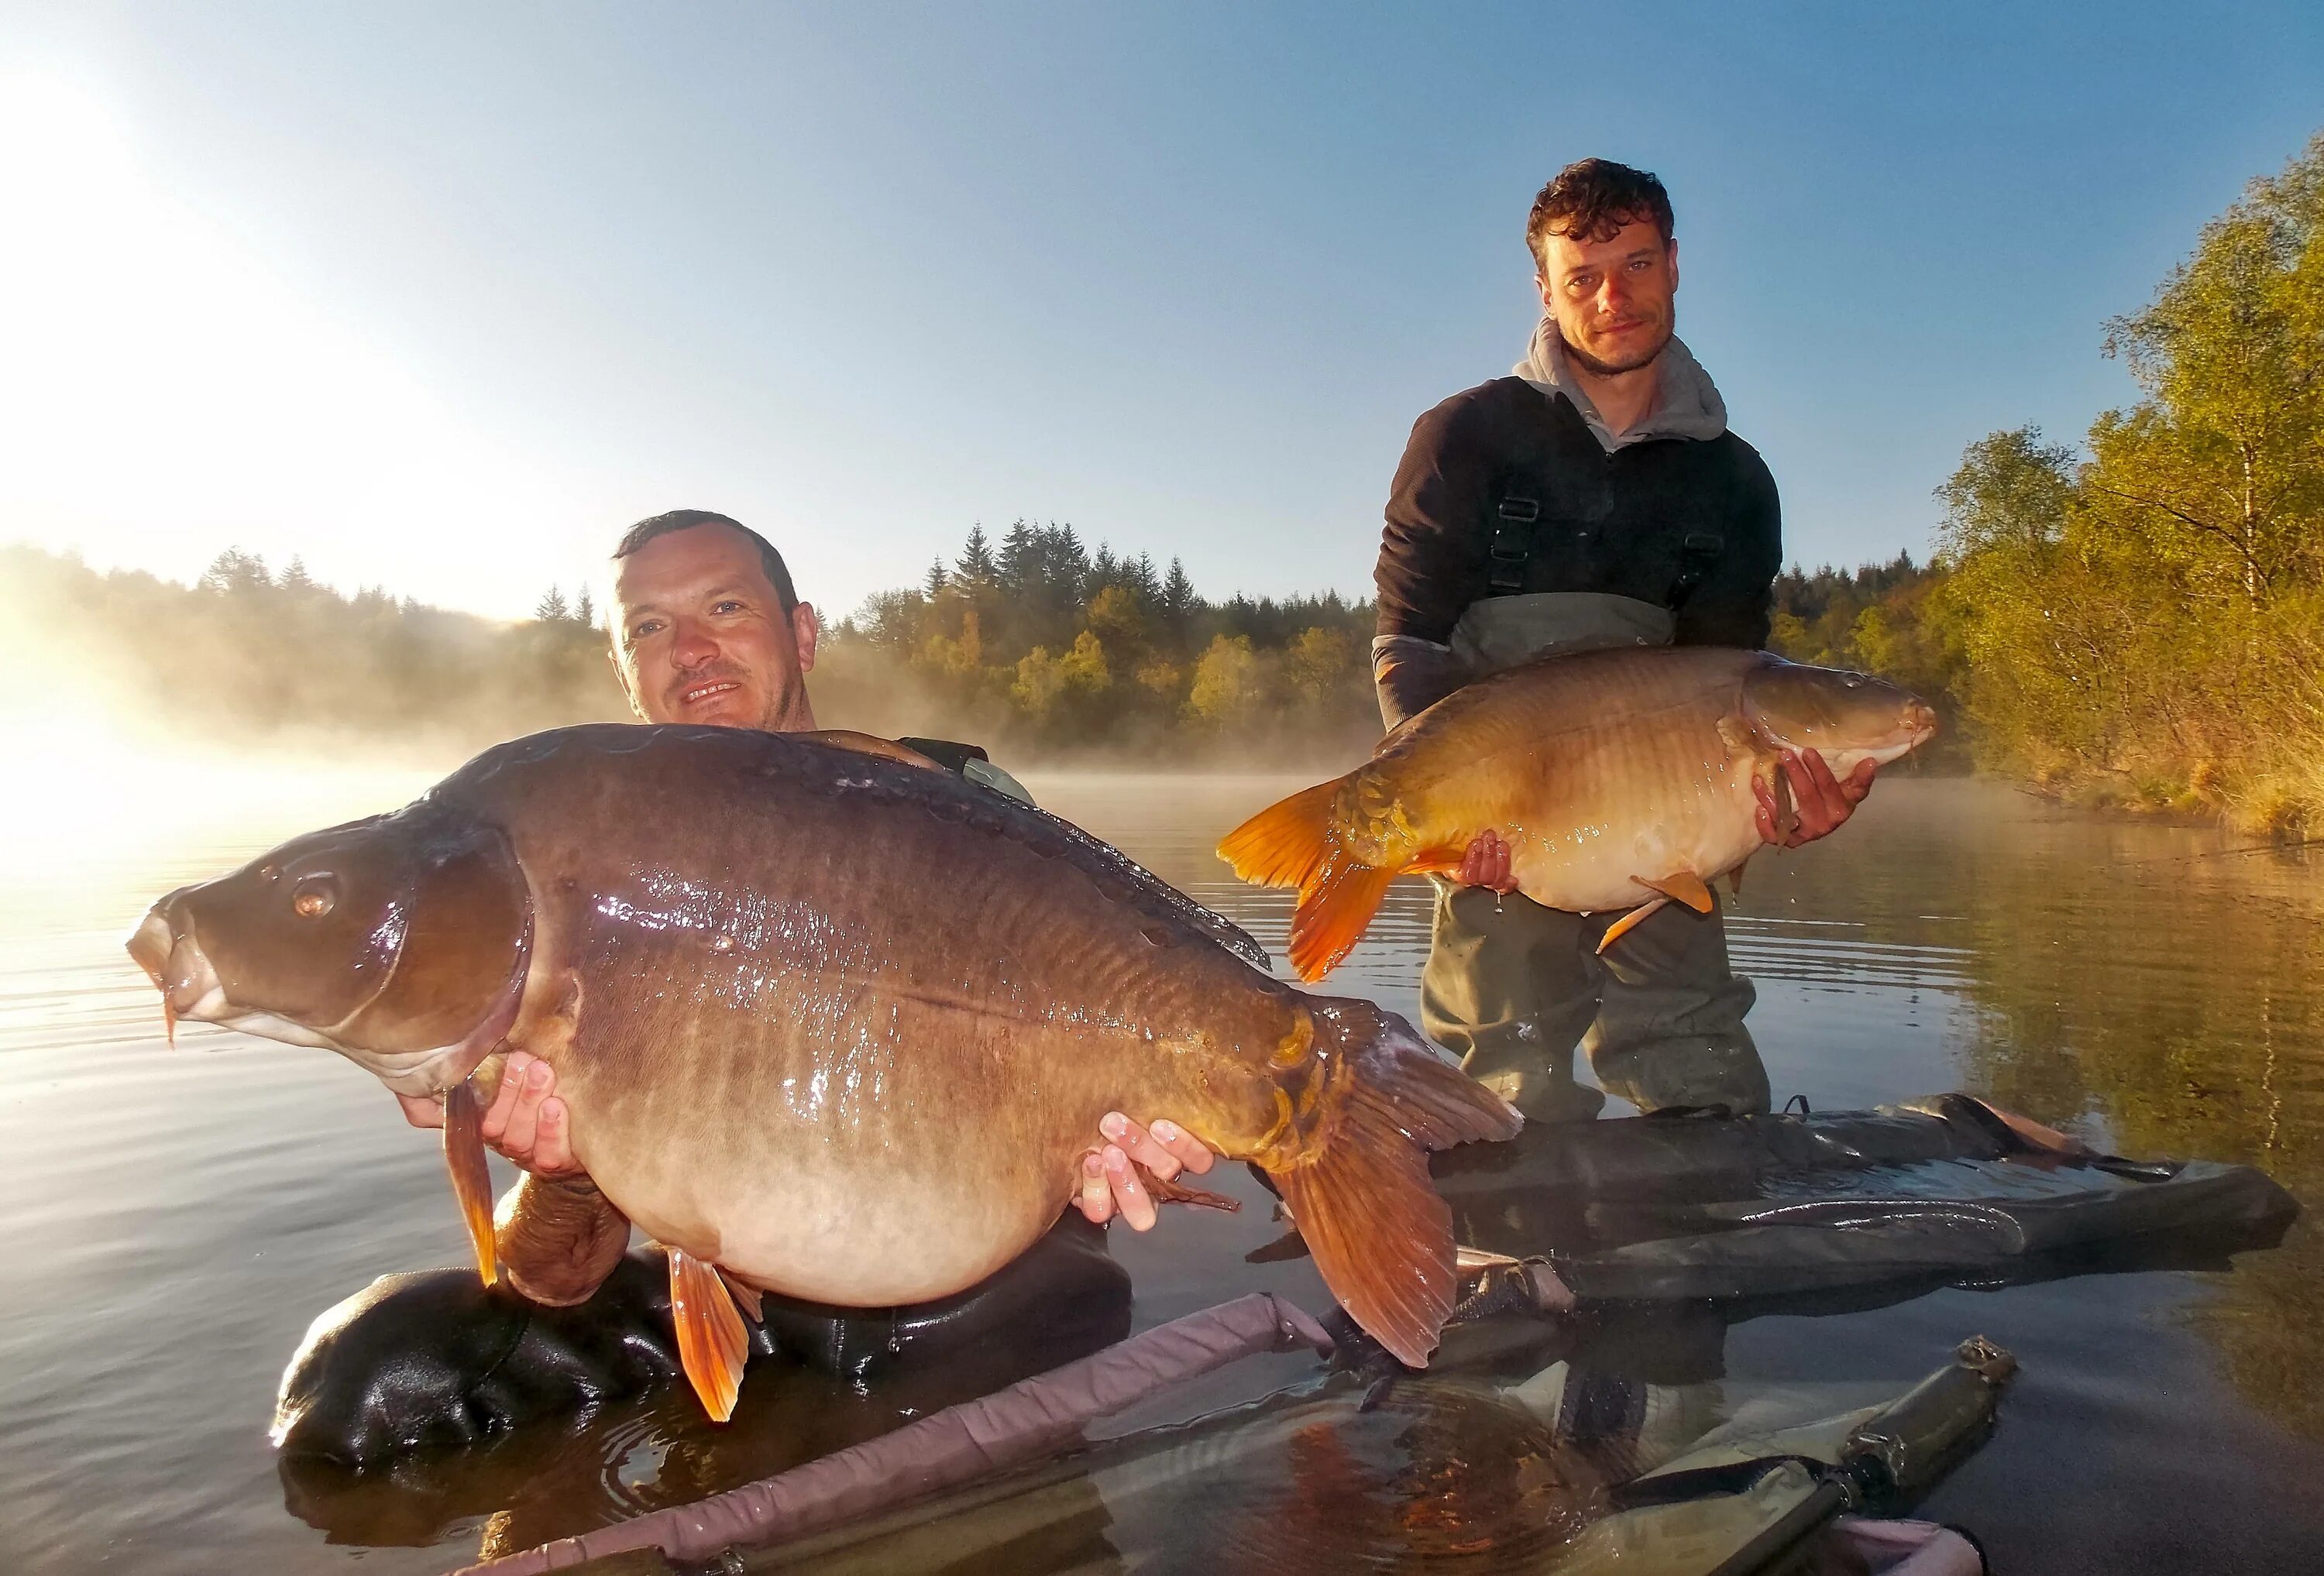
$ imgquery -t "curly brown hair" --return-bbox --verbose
[1526,159,1674,265]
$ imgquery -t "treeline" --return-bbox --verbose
[816,521,1380,760]
[1925,132,2322,831]
[1,544,626,756]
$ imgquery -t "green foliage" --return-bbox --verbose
[826,520,1378,761]
[1931,132,2324,830]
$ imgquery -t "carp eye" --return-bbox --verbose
[291,876,337,919]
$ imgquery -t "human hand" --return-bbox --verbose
[394,1049,580,1176]
[1452,829,1519,893]
[1076,1113,1216,1231]
[1755,750,1876,848]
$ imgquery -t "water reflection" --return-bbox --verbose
[0,771,2319,1573]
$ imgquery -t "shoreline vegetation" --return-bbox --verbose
[6,134,2315,829]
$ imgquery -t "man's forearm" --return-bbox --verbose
[1371,635,1472,730]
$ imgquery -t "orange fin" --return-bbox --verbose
[1217,777,1345,891]
[1264,1001,1521,1367]
[1640,871,1714,913]
[717,1266,766,1323]
[669,1247,751,1423]
[1139,1163,1242,1214]
[1595,897,1671,955]
[798,730,941,770]
[1287,857,1400,981]
[442,1076,499,1287]
[1398,843,1470,878]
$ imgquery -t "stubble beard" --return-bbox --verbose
[1560,313,1673,379]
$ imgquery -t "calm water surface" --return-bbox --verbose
[2,767,2320,1572]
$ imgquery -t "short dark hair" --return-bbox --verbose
[1526,159,1674,266]
[612,510,799,613]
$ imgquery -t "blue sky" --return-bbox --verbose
[2,2,2319,623]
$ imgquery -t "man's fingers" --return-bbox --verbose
[531,1097,576,1175]
[1102,1111,1184,1181]
[500,1057,556,1160]
[1150,1119,1214,1176]
[1105,1145,1157,1231]
[1078,1152,1112,1223]
[480,1050,531,1141]
[1842,757,1879,802]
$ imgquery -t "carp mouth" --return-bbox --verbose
[125,897,530,1098]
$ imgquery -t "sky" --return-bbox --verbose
[1,3,2320,624]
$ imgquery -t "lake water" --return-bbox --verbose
[2,766,2320,1572]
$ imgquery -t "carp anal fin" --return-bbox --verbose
[1140,1163,1241,1214]
[442,1076,499,1288]
[669,1247,750,1423]
[1287,855,1399,981]
[1266,1001,1521,1367]
[1640,871,1715,913]
[1595,897,1671,955]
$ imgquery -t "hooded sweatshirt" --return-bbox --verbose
[1369,321,1782,726]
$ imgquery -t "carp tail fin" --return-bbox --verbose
[442,1076,499,1287]
[669,1247,751,1423]
[1217,777,1345,891]
[1266,1001,1521,1367]
[1286,856,1399,980]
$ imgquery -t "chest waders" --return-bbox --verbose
[1419,486,1771,1122]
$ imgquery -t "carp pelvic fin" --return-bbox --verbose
[1217,777,1343,891]
[1287,857,1400,981]
[1640,871,1715,914]
[1265,1002,1521,1368]
[1595,897,1672,955]
[669,1247,751,1423]
[442,1076,499,1287]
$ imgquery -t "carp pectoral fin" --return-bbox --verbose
[1717,712,1758,754]
[1640,871,1715,914]
[1287,858,1400,981]
[1264,1000,1519,1368]
[1728,860,1749,896]
[669,1247,750,1423]
[797,730,943,770]
[1139,1163,1241,1214]
[1217,777,1344,891]
[442,1077,499,1287]
[1595,898,1671,955]
[1399,843,1470,878]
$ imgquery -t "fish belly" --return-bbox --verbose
[1504,722,1761,914]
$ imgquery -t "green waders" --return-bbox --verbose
[1420,879,1769,1121]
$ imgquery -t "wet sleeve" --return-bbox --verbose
[1674,445,1782,649]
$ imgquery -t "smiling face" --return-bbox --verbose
[1535,216,1678,378]
[610,523,819,733]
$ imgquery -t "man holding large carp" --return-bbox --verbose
[1361,159,1882,1122]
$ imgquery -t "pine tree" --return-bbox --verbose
[277,556,316,593]
[573,588,596,627]
[955,524,999,589]
[924,558,948,596]
[535,585,570,621]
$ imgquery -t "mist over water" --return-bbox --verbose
[1,766,2319,1574]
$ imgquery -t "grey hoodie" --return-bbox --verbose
[1512,314,1727,452]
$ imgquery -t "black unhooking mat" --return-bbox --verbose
[1427,1092,2298,1306]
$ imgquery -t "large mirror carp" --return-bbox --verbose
[128,726,1518,1418]
[1221,647,1937,980]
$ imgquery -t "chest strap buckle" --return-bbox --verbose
[1488,492,1541,596]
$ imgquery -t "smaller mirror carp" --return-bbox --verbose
[1220,647,1937,980]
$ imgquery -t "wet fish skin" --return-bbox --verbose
[1220,647,1937,980]
[129,724,1518,1407]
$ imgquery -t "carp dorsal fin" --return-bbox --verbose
[1595,896,1672,954]
[1032,805,1272,970]
[669,1246,751,1423]
[797,730,944,771]
[442,1076,499,1287]
[1640,871,1715,914]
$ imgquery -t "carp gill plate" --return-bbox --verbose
[1221,647,1937,979]
[126,725,1518,1419]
